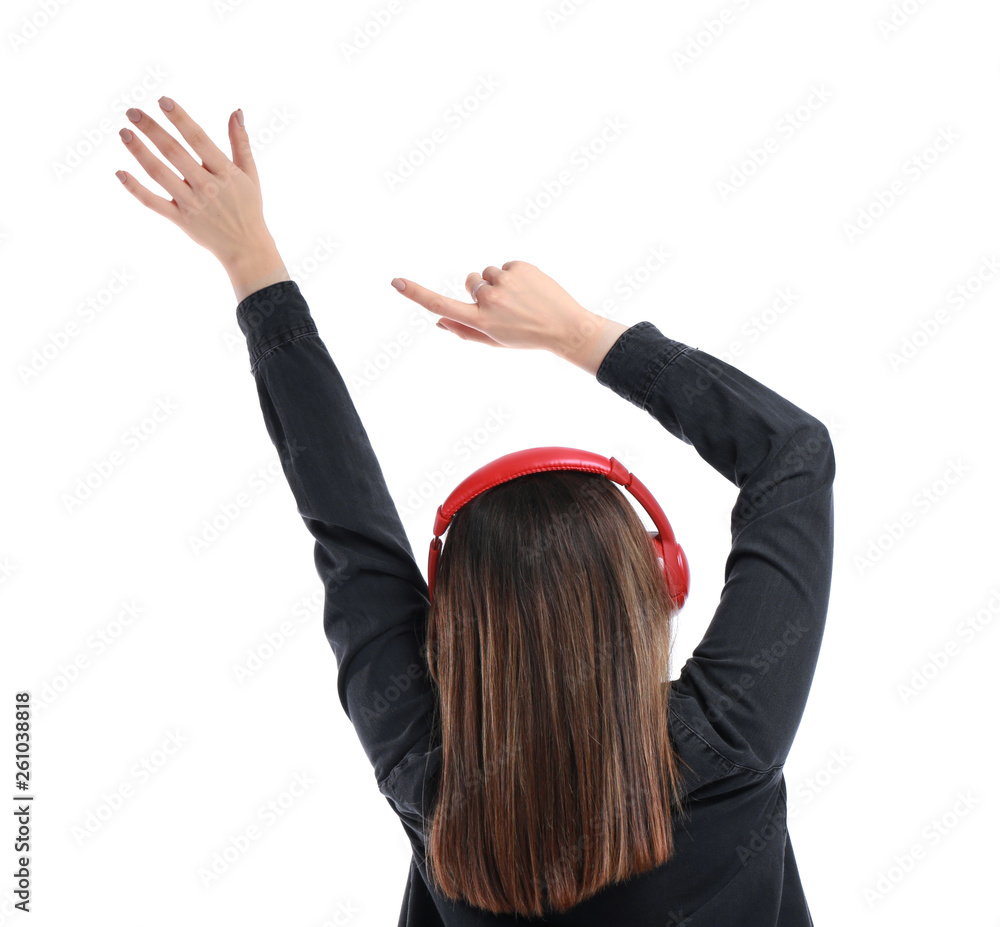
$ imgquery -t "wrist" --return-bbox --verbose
[225,239,291,304]
[551,310,628,376]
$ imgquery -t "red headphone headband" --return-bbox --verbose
[427,446,689,608]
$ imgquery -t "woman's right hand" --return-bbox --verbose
[390,261,623,372]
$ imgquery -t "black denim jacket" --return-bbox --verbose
[236,280,835,926]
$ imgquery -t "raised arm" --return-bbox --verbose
[113,97,440,827]
[394,263,834,773]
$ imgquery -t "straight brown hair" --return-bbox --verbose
[423,469,689,915]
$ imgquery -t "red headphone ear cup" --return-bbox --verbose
[650,531,670,594]
[650,531,689,609]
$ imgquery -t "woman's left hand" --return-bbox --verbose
[116,97,280,273]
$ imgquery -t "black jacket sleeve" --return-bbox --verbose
[235,281,437,795]
[596,321,835,772]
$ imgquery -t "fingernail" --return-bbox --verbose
[436,320,446,329]
[126,108,141,123]
[391,278,405,292]
[236,108,244,127]
[116,170,127,184]
[119,128,133,143]
[158,96,174,111]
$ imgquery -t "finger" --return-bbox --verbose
[465,272,490,302]
[390,277,478,326]
[115,168,181,224]
[124,107,205,192]
[118,126,190,205]
[438,319,505,347]
[469,264,508,301]
[228,108,259,189]
[154,96,232,175]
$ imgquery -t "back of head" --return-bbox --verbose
[424,469,687,916]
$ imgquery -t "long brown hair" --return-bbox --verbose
[423,469,688,915]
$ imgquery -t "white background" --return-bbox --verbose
[3,0,999,924]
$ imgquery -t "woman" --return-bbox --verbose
[117,98,835,925]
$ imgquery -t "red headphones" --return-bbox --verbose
[427,446,689,609]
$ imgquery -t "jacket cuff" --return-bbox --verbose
[595,320,691,409]
[235,280,317,371]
